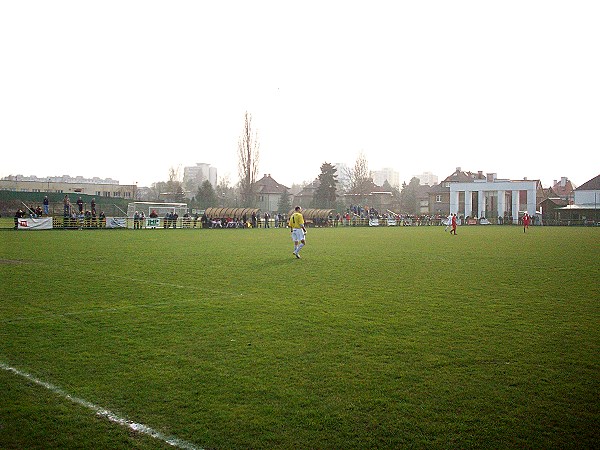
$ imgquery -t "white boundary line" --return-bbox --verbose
[1,261,247,324]
[0,362,202,450]
[0,298,205,324]
[6,259,241,297]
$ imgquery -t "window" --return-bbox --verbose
[113,192,121,198]
[436,195,442,202]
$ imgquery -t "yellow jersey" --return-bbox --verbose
[288,212,304,229]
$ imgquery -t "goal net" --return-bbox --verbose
[126,202,188,219]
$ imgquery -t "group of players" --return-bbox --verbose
[444,211,532,234]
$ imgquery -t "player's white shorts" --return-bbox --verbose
[291,228,305,242]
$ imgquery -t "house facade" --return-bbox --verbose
[427,168,486,216]
[556,174,600,224]
[573,174,600,205]
[254,174,289,213]
[293,179,320,209]
[449,176,543,223]
[416,184,432,215]
[549,177,576,204]
[428,168,545,223]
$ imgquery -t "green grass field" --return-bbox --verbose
[1,225,599,449]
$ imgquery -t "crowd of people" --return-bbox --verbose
[133,211,146,229]
[61,195,106,228]
[13,194,107,228]
[13,201,106,229]
[14,196,540,231]
[336,206,447,227]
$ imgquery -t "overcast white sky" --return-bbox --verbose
[1,1,598,188]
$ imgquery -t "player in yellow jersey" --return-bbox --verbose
[288,206,307,258]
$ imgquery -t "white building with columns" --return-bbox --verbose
[449,174,543,224]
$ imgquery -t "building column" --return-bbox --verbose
[478,190,485,218]
[449,189,460,214]
[512,190,520,224]
[497,190,506,219]
[527,188,536,216]
[464,190,472,218]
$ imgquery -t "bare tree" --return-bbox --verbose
[347,151,372,194]
[165,166,185,202]
[237,111,260,206]
[168,166,180,184]
[147,166,184,202]
[217,175,238,207]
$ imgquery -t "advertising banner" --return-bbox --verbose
[18,217,53,230]
[146,218,160,229]
[369,218,379,227]
[106,217,127,228]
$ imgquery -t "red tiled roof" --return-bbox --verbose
[441,168,488,183]
[551,178,576,197]
[254,174,289,194]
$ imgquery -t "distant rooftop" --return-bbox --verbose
[1,174,120,185]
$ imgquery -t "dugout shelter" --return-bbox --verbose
[204,207,260,220]
[289,208,336,226]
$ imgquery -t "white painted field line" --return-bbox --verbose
[2,262,247,323]
[0,362,202,450]
[18,259,241,298]
[0,298,201,324]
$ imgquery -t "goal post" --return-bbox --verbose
[126,201,188,228]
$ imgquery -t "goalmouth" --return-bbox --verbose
[126,202,188,219]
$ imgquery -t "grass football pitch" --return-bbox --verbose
[1,225,598,449]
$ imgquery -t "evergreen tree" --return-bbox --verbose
[400,177,420,215]
[277,189,292,214]
[313,162,338,208]
[195,180,217,209]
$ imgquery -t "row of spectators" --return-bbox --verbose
[63,211,107,228]
[342,205,449,226]
[200,212,289,229]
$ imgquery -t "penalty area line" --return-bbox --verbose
[0,362,202,450]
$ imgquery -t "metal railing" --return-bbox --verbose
[2,215,598,230]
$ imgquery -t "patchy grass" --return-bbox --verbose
[1,225,599,448]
